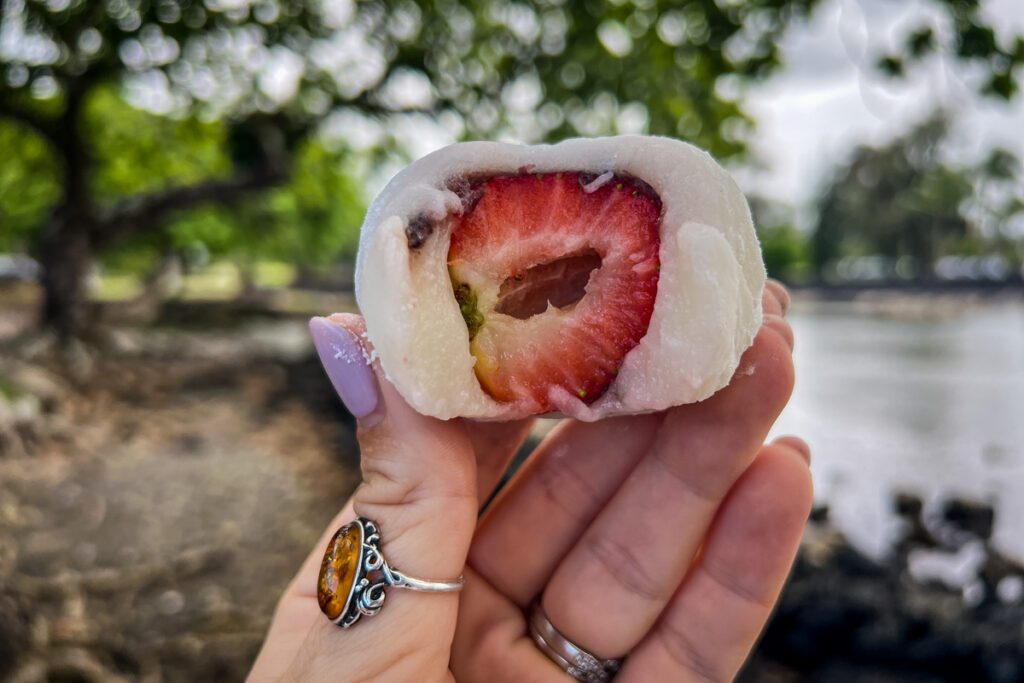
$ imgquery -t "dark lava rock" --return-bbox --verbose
[0,589,30,680]
[742,503,1024,683]
[942,498,995,540]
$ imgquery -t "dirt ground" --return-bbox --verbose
[0,313,360,682]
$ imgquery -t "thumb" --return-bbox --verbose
[311,314,477,574]
[302,313,476,678]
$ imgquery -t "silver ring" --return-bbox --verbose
[529,601,621,682]
[317,517,464,628]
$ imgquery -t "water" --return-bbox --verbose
[771,299,1024,562]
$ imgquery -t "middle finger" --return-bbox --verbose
[470,413,663,605]
[470,285,790,609]
[542,323,794,659]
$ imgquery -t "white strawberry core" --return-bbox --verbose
[494,250,603,320]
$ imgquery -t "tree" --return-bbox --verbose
[961,147,1024,270]
[812,115,975,279]
[83,87,367,275]
[748,196,809,282]
[877,0,1024,101]
[0,0,1021,338]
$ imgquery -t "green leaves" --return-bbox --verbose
[1,0,1021,280]
[877,0,1024,102]
[810,114,1021,278]
[0,120,61,251]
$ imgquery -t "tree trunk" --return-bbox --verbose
[36,82,96,344]
[37,215,95,342]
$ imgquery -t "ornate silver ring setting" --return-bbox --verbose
[317,517,464,629]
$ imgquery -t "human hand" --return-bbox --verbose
[248,280,810,683]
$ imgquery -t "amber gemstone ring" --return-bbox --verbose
[317,517,464,628]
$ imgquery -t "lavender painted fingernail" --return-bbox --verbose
[309,317,379,420]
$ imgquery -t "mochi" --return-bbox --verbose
[354,136,765,421]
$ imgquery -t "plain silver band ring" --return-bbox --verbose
[529,601,621,683]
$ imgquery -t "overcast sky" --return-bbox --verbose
[372,0,1024,223]
[737,0,1024,212]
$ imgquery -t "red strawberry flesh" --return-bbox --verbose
[447,172,661,414]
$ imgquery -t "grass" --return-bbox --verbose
[0,376,26,400]
[93,261,299,303]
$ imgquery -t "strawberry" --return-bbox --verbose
[447,172,661,414]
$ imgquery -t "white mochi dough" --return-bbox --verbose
[355,136,765,421]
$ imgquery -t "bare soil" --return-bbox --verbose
[0,317,360,682]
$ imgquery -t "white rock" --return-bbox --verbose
[355,136,765,420]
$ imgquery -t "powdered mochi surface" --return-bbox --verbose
[355,136,765,421]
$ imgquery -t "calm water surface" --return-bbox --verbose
[771,300,1024,561]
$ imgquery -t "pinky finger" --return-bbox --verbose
[618,441,813,683]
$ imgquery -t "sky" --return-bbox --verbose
[364,0,1024,227]
[737,0,1024,217]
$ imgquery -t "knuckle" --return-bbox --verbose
[657,623,730,683]
[762,314,794,350]
[535,451,601,523]
[649,445,721,503]
[583,534,666,602]
[700,561,775,612]
[748,328,795,413]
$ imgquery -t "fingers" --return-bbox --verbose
[762,281,791,351]
[465,418,536,506]
[763,279,791,316]
[772,434,811,464]
[618,440,813,682]
[248,500,356,682]
[450,568,566,682]
[451,437,811,683]
[248,314,477,682]
[318,314,477,583]
[763,313,794,351]
[761,285,783,317]
[472,280,794,617]
[540,322,795,658]
[470,414,663,605]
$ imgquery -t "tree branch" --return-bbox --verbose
[95,167,289,246]
[0,97,60,145]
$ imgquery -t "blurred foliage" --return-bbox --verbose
[761,227,806,282]
[963,147,1024,265]
[877,0,1024,99]
[401,0,826,158]
[0,0,1022,334]
[760,225,812,283]
[749,195,811,282]
[166,140,366,267]
[811,115,1024,279]
[86,85,229,202]
[0,85,365,274]
[0,118,61,245]
[1,0,831,158]
[813,116,969,276]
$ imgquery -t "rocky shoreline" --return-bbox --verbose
[744,497,1024,683]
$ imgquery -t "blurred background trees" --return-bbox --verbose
[810,115,1023,283]
[0,0,1022,340]
[812,115,972,280]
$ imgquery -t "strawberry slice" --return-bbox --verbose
[447,172,661,414]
